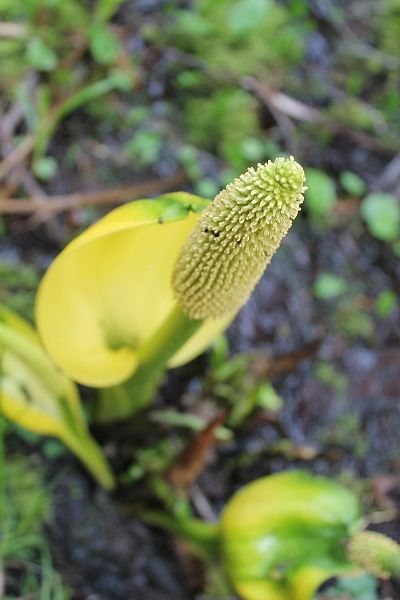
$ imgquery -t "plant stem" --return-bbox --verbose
[96,304,202,421]
[0,412,6,525]
[139,510,219,559]
[62,430,115,490]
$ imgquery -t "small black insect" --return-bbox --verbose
[204,227,220,238]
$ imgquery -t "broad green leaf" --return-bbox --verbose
[375,289,397,318]
[361,192,400,242]
[313,273,347,300]
[339,171,366,197]
[305,169,337,217]
[26,38,57,71]
[89,25,121,65]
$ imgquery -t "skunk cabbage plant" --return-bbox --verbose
[36,157,306,418]
[220,471,361,600]
[0,305,114,488]
[145,469,400,599]
[36,193,229,387]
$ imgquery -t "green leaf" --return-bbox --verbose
[124,130,163,166]
[241,137,266,161]
[339,171,366,197]
[33,156,58,181]
[228,0,271,34]
[0,306,115,489]
[255,382,283,412]
[94,0,126,23]
[313,273,347,300]
[361,192,400,241]
[176,11,211,37]
[375,289,397,318]
[195,177,219,199]
[89,25,121,65]
[26,38,57,72]
[305,169,337,217]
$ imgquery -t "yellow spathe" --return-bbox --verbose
[36,193,231,387]
[234,565,338,600]
[0,306,84,438]
[0,305,115,488]
[220,471,360,600]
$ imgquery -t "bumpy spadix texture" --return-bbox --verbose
[173,156,306,319]
[348,531,400,579]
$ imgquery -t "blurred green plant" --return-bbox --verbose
[183,88,262,173]
[0,260,41,321]
[0,0,133,179]
[0,436,70,598]
[166,0,308,78]
[207,335,283,427]
[361,192,400,242]
[375,289,397,318]
[0,305,115,489]
[304,169,337,220]
[339,171,366,198]
[156,0,311,175]
[313,273,347,300]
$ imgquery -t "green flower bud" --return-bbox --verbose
[220,471,360,600]
[348,531,400,579]
[172,157,306,319]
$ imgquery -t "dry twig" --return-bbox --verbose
[0,560,4,599]
[0,136,34,182]
[0,22,26,38]
[0,171,188,217]
[243,76,397,153]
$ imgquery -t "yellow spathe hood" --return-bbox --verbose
[35,193,232,387]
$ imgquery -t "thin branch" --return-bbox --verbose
[0,136,34,182]
[243,76,397,153]
[0,171,188,216]
[243,76,322,123]
[0,22,26,38]
[373,153,400,192]
[0,560,4,599]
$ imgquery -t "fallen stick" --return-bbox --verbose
[0,171,189,215]
[0,22,27,38]
[243,76,397,153]
[0,136,33,182]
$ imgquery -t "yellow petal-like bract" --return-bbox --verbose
[173,157,306,319]
[0,307,85,436]
[220,471,360,600]
[36,193,230,387]
[0,305,115,488]
[0,306,85,437]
